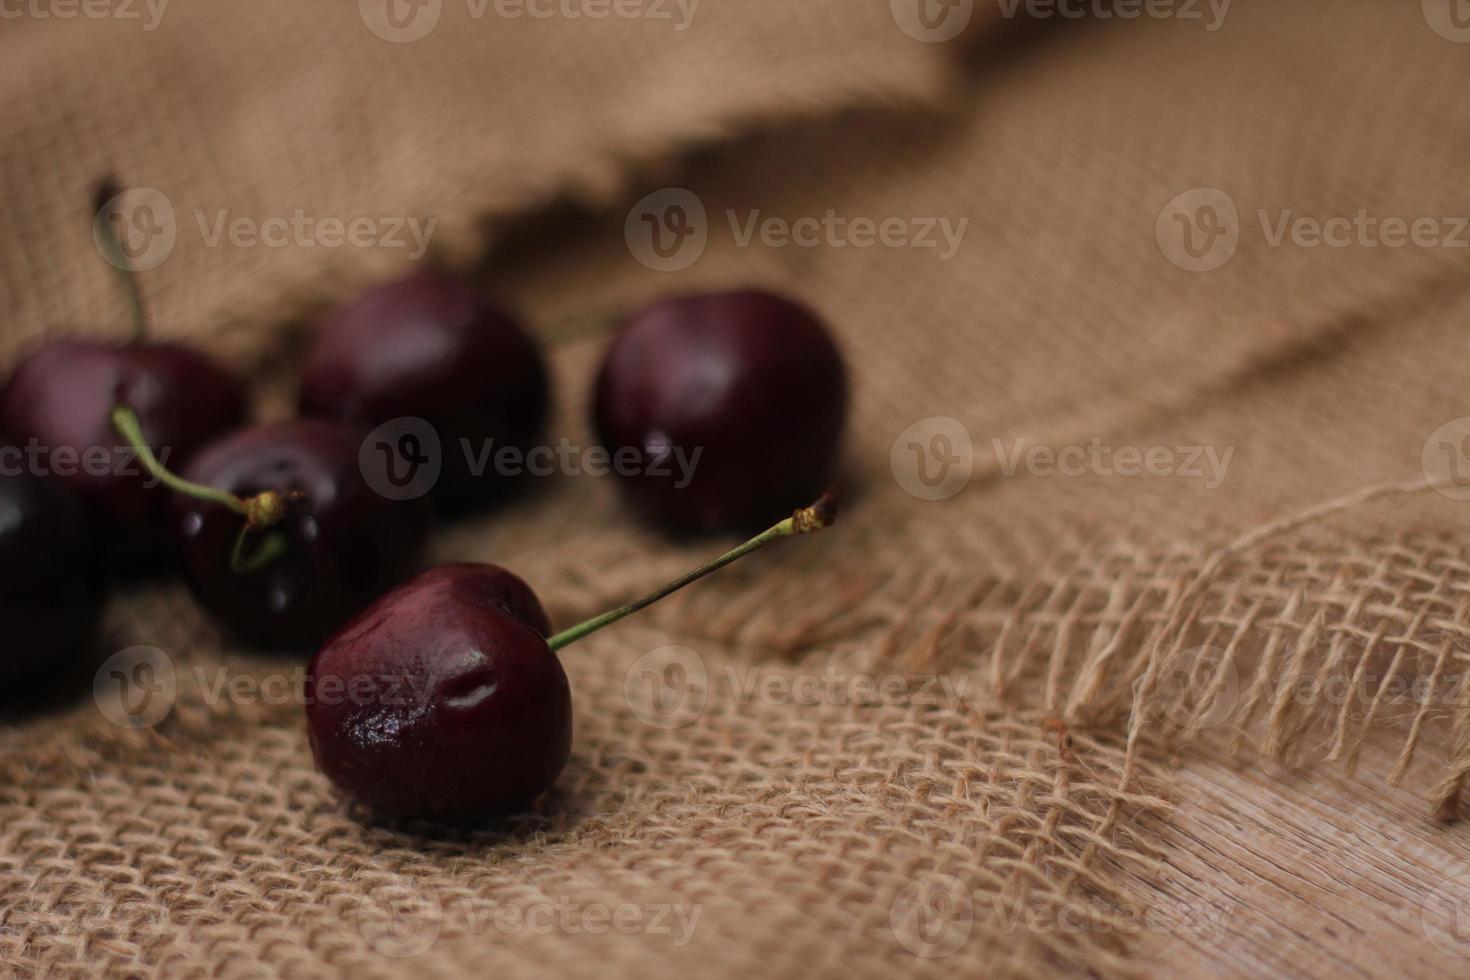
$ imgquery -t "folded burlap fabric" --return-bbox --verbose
[4,1,1470,977]
[0,0,955,365]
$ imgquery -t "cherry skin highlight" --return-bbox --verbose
[1,339,246,563]
[297,270,550,511]
[593,289,847,534]
[305,564,571,820]
[0,463,106,690]
[172,420,432,649]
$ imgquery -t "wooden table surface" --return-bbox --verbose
[1124,737,1470,977]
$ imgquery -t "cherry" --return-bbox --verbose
[0,461,106,692]
[306,564,568,819]
[114,410,432,649]
[297,270,550,511]
[594,289,847,534]
[305,493,836,821]
[1,181,246,564]
[2,342,246,563]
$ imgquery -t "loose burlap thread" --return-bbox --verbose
[5,1,1470,976]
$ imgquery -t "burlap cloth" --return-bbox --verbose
[4,1,1470,976]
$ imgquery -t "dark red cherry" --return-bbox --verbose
[303,496,837,822]
[1,339,246,563]
[0,461,106,691]
[593,289,847,534]
[171,420,432,649]
[306,563,570,820]
[297,270,550,511]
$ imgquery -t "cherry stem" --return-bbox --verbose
[111,405,294,573]
[93,177,150,343]
[546,492,838,653]
[111,406,247,515]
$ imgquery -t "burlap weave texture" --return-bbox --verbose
[4,1,1470,976]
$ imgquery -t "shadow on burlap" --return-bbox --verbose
[3,1,1470,976]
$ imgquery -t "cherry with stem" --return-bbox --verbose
[0,178,248,564]
[111,405,295,573]
[306,492,839,820]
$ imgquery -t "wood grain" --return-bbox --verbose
[1123,738,1470,977]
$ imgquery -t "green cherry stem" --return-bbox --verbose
[93,177,150,343]
[111,405,294,573]
[546,492,837,653]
